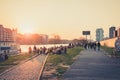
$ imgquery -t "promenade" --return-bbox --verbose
[62,49,120,80]
[0,54,46,80]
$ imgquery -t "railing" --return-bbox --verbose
[38,54,49,80]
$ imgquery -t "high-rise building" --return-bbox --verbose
[109,26,116,38]
[114,30,118,37]
[96,28,104,41]
[116,27,120,37]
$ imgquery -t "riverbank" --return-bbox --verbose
[0,44,69,73]
[42,46,83,80]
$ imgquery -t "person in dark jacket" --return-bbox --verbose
[97,41,101,51]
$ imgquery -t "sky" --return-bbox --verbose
[0,0,120,40]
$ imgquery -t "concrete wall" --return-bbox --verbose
[100,37,117,48]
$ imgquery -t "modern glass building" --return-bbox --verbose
[96,28,104,41]
[109,26,116,38]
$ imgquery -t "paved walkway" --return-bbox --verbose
[62,49,120,80]
[0,54,46,80]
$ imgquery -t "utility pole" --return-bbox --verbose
[82,31,91,41]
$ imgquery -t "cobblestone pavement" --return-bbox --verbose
[62,49,120,80]
[0,54,46,80]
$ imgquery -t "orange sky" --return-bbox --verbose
[0,0,120,40]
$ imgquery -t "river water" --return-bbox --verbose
[20,44,68,52]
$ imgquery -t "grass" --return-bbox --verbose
[101,46,114,55]
[48,47,83,66]
[0,52,35,73]
[101,46,120,57]
[0,66,7,73]
[44,47,83,78]
[55,66,68,77]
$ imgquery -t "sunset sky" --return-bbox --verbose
[0,0,120,40]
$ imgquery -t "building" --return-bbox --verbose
[114,30,118,37]
[116,27,120,37]
[42,34,48,44]
[40,34,48,44]
[109,26,116,38]
[0,25,17,51]
[96,28,104,41]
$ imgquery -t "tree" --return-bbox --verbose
[48,34,61,44]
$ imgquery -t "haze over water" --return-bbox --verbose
[20,44,68,52]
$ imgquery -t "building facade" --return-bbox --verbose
[109,26,116,38]
[40,34,48,44]
[96,28,104,41]
[114,30,118,37]
[0,25,17,51]
[116,27,120,37]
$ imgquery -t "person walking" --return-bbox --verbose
[93,42,96,51]
[97,41,101,51]
[28,46,32,54]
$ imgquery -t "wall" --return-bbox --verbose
[100,37,117,48]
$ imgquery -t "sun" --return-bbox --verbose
[22,27,33,33]
[18,23,35,34]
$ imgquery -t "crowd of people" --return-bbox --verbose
[27,43,82,55]
[28,45,68,55]
[82,41,101,51]
[0,41,101,62]
[0,43,77,62]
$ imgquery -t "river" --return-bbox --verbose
[20,44,68,52]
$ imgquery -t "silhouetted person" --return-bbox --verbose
[0,54,5,62]
[93,42,96,51]
[19,48,21,53]
[28,46,32,54]
[3,51,8,60]
[97,42,101,51]
[33,45,37,53]
[64,47,67,54]
[84,43,87,49]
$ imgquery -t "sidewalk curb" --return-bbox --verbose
[37,54,49,80]
[0,54,39,76]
